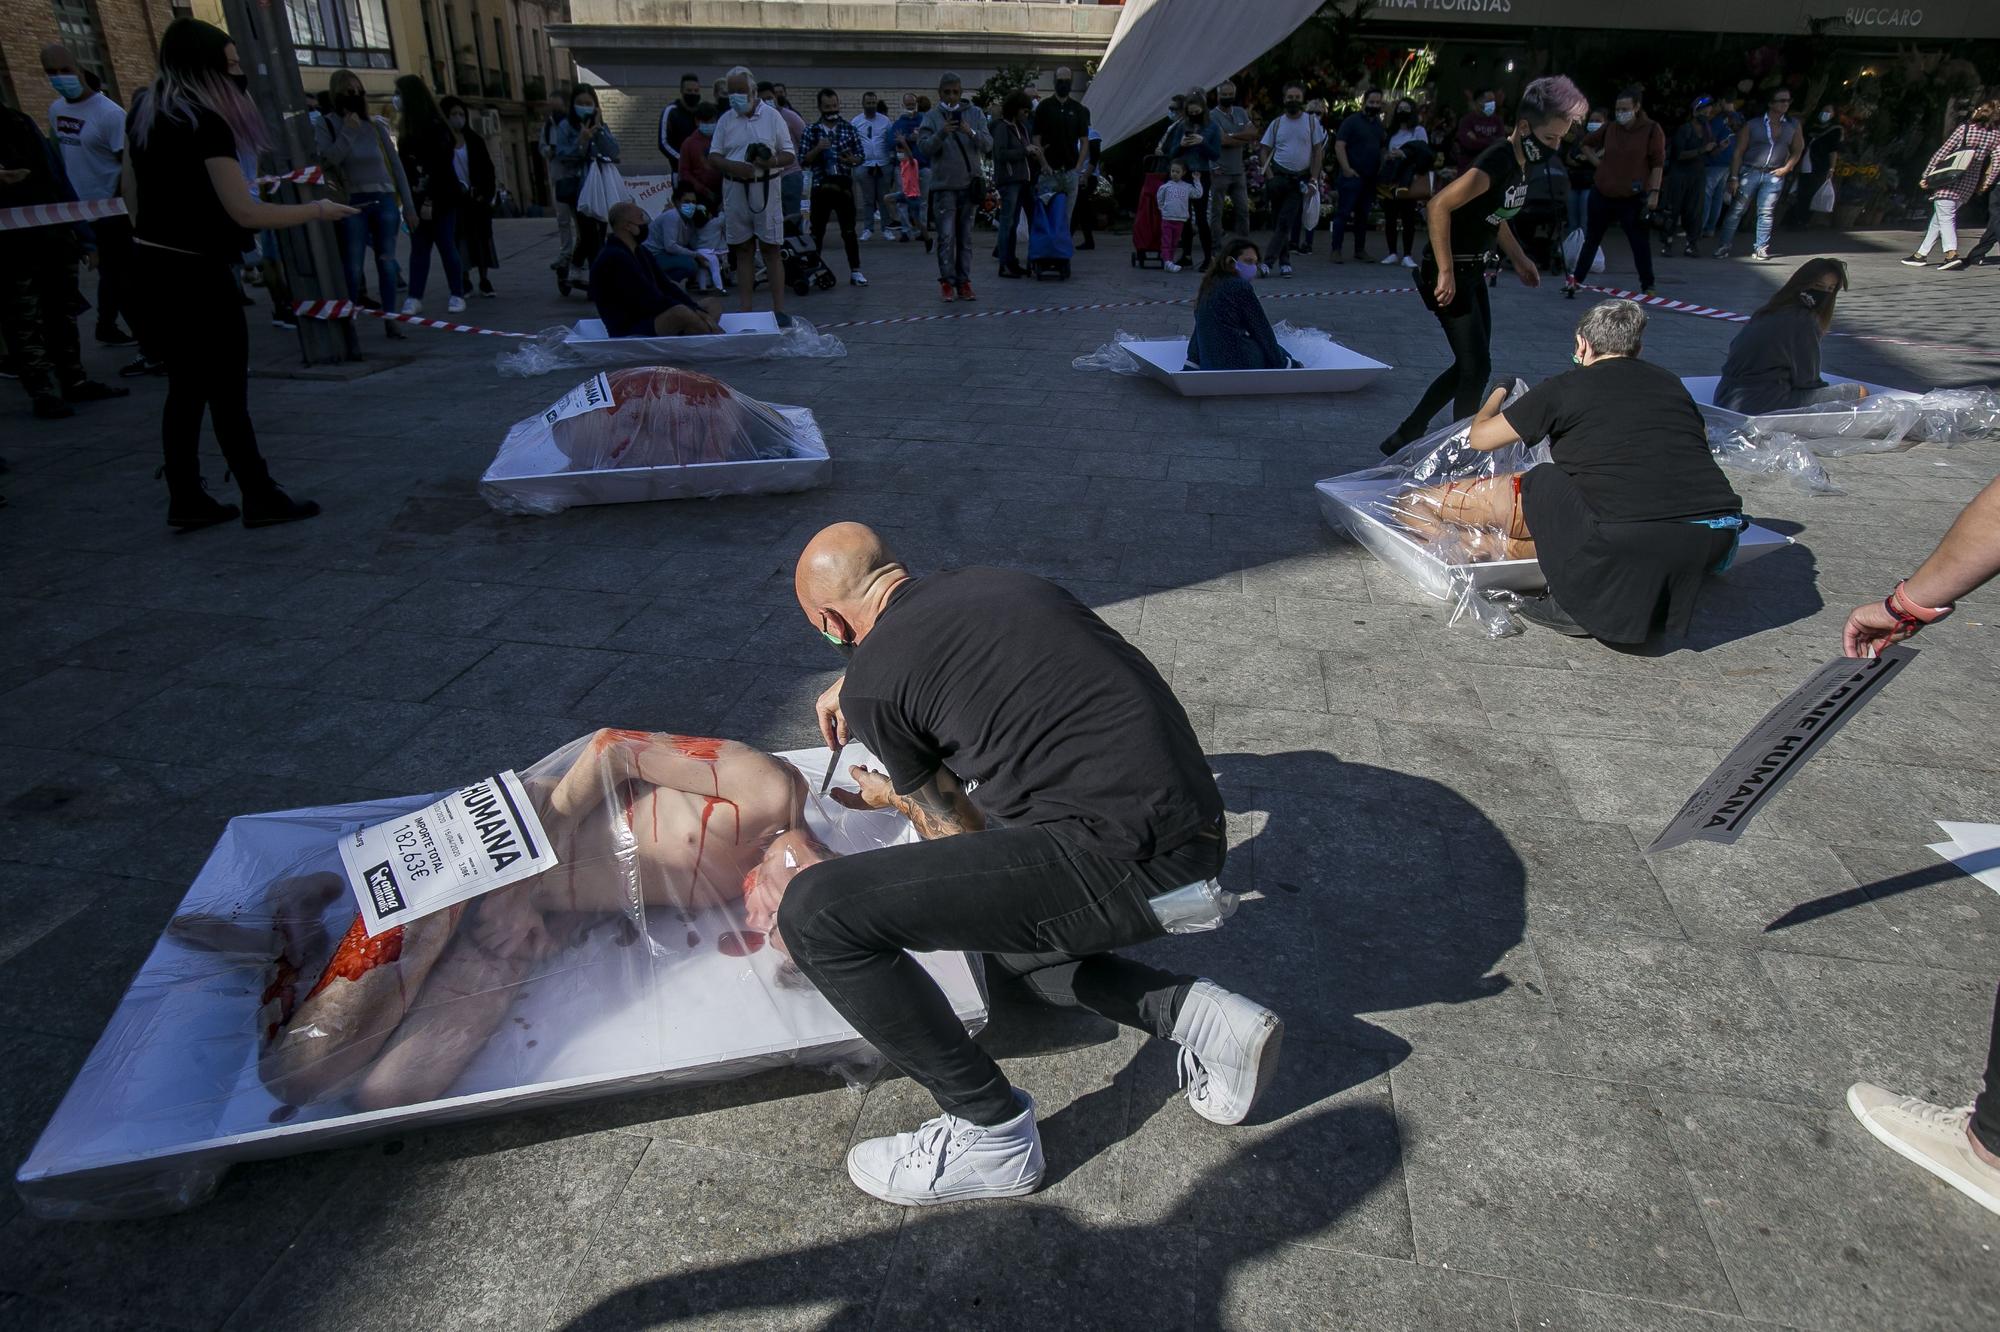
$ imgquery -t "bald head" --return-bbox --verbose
[795,523,909,645]
[608,200,645,232]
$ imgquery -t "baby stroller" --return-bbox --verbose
[1131,154,1167,269]
[779,214,836,297]
[1029,188,1074,280]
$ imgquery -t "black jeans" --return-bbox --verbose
[1573,188,1655,288]
[1660,169,1705,245]
[1176,171,1215,266]
[1976,983,2000,1154]
[996,180,1029,270]
[571,211,606,273]
[781,822,1223,1127]
[1962,188,1999,265]
[1381,197,1421,257]
[134,244,273,500]
[1265,172,1303,264]
[0,236,86,400]
[1390,255,1491,446]
[91,214,155,352]
[810,181,861,271]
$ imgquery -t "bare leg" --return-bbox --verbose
[762,240,786,317]
[653,304,723,336]
[1392,474,1535,562]
[733,241,756,312]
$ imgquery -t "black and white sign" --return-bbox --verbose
[338,771,558,934]
[542,372,614,427]
[1647,646,1916,853]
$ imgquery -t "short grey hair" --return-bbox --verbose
[1576,298,1647,357]
[725,64,754,89]
[939,70,962,90]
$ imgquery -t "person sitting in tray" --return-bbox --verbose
[1390,299,1743,641]
[253,731,808,1112]
[1713,257,1865,415]
[589,200,725,337]
[1185,236,1297,371]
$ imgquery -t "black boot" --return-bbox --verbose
[241,484,321,529]
[166,476,241,533]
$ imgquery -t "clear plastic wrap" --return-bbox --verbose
[1909,388,2000,445]
[1148,879,1237,934]
[1706,423,1844,496]
[1071,329,1151,375]
[494,313,846,378]
[15,734,986,1220]
[1739,391,1922,456]
[479,367,832,515]
[1075,324,1390,396]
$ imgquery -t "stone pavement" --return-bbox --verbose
[1,217,1997,1331]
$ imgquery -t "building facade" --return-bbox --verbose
[0,0,177,112]
[550,0,1123,170]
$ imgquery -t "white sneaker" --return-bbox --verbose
[1278,263,1293,277]
[399,298,421,315]
[446,295,467,314]
[1847,1082,2000,1215]
[851,270,869,286]
[1380,252,1402,265]
[1163,260,1180,272]
[860,227,874,241]
[846,1091,1044,1206]
[1256,263,1270,278]
[1171,980,1283,1126]
[1402,254,1418,268]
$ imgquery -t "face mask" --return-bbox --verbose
[820,627,854,660]
[823,109,839,121]
[729,92,750,114]
[1520,135,1547,164]
[49,73,85,99]
[1284,99,1303,114]
[1054,80,1072,97]
[698,122,715,136]
[1366,105,1383,118]
[1586,120,1602,133]
[1234,258,1259,280]
[1188,106,1204,120]
[449,113,466,130]
[392,94,404,113]
[338,92,366,115]
[1481,101,1497,116]
[897,151,910,162]
[1219,95,1235,108]
[1615,110,1634,126]
[1819,110,1833,123]
[1571,351,1584,365]
[1800,288,1830,309]
[940,96,960,110]
[680,202,698,218]
[683,92,699,106]
[577,104,596,119]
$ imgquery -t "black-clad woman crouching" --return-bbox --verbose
[123,19,355,532]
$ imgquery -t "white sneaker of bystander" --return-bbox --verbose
[846,1091,1044,1205]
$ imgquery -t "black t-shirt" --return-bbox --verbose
[1032,97,1091,171]
[1506,357,1741,524]
[1431,136,1525,262]
[126,98,254,261]
[841,568,1221,860]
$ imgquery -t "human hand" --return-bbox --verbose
[0,167,29,186]
[1477,384,1509,418]
[315,198,360,220]
[85,250,100,271]
[814,676,847,749]
[1434,268,1457,305]
[344,111,363,128]
[829,765,897,812]
[1842,600,1910,657]
[1514,255,1541,288]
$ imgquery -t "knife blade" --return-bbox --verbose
[819,739,848,795]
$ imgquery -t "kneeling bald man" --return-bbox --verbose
[781,522,1282,1205]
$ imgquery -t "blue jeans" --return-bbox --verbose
[782,172,805,224]
[1566,184,1588,236]
[996,180,1029,270]
[338,191,402,306]
[1717,168,1783,253]
[408,202,465,299]
[1327,173,1375,254]
[1699,164,1730,235]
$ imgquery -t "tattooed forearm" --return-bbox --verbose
[890,779,980,840]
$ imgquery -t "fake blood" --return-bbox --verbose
[718,931,766,957]
[306,916,403,1000]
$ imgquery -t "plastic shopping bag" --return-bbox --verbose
[1810,177,1835,213]
[577,161,633,222]
[1561,228,1605,275]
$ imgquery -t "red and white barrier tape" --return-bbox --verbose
[293,298,532,338]
[1582,281,1997,360]
[817,284,1414,330]
[0,167,325,233]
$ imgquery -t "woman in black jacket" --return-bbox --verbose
[394,75,467,314]
[441,95,500,296]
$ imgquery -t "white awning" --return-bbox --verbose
[1082,0,1324,150]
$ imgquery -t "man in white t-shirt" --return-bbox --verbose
[709,65,797,315]
[850,91,900,239]
[42,43,142,352]
[1257,82,1326,275]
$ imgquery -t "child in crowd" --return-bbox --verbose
[897,149,927,251]
[1155,161,1204,273]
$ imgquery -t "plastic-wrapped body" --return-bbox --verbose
[15,734,987,1220]
[1317,386,1792,637]
[494,312,846,377]
[480,368,832,514]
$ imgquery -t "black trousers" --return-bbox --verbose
[1382,196,1421,257]
[1977,984,2000,1154]
[781,822,1222,1127]
[571,212,606,272]
[1390,254,1491,446]
[0,237,86,400]
[1265,173,1303,264]
[1573,188,1655,288]
[1962,188,2000,265]
[809,181,861,271]
[1660,169,1705,244]
[133,245,274,500]
[1175,171,1215,265]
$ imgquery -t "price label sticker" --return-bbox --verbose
[338,771,559,935]
[543,372,614,426]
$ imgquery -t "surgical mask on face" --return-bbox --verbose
[392,94,404,113]
[1615,109,1634,126]
[49,73,85,100]
[823,109,839,121]
[820,625,854,660]
[1234,258,1259,280]
[679,202,698,218]
[1481,100,1497,116]
[1819,109,1833,123]
[577,103,596,119]
[698,122,716,136]
[940,96,960,110]
[1586,120,1602,133]
[449,113,466,130]
[728,92,750,115]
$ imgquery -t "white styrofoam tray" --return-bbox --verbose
[1121,336,1390,396]
[1682,374,1915,432]
[479,403,832,512]
[562,311,786,361]
[15,746,983,1217]
[1315,474,1793,600]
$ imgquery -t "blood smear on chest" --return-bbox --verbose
[718,930,765,957]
